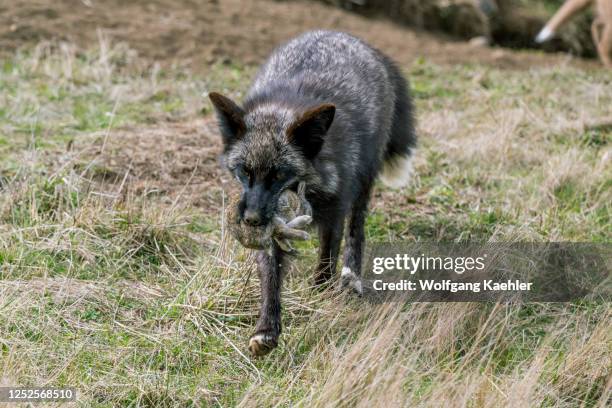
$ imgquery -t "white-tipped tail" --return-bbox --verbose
[535,26,554,43]
[380,154,413,189]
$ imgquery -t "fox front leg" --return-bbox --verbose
[249,243,285,357]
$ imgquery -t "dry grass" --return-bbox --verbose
[0,38,610,407]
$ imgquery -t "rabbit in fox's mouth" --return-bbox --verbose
[226,182,312,255]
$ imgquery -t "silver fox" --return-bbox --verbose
[209,30,417,356]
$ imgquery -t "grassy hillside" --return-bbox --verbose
[0,39,610,406]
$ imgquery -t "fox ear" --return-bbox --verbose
[209,92,246,149]
[287,104,335,159]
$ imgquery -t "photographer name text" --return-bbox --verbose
[373,279,533,292]
[370,254,533,293]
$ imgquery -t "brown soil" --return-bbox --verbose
[71,118,230,214]
[0,0,600,71]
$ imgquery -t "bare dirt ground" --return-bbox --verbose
[73,118,228,215]
[0,0,601,71]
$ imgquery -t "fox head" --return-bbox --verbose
[209,92,335,227]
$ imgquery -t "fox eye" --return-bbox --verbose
[235,166,252,184]
[273,169,287,182]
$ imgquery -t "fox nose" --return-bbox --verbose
[243,210,262,226]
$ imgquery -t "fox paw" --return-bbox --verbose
[339,267,363,295]
[248,332,278,357]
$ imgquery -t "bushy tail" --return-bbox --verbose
[380,152,414,189]
[378,54,417,189]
